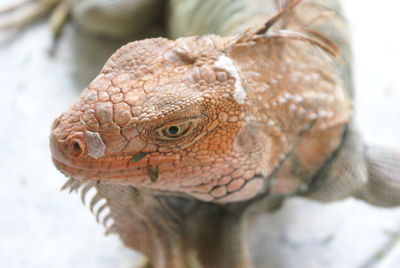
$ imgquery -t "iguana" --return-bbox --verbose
[7,0,395,267]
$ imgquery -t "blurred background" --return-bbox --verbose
[0,1,399,267]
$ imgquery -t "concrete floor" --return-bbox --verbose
[0,1,400,268]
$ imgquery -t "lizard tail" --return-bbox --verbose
[304,129,400,208]
[358,146,400,207]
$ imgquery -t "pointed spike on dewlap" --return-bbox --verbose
[60,178,75,191]
[68,180,83,193]
[95,202,109,223]
[80,184,93,205]
[102,214,112,226]
[89,193,104,213]
[105,224,117,236]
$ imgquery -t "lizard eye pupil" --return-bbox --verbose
[73,142,81,152]
[167,126,180,135]
[158,122,193,140]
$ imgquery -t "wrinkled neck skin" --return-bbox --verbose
[94,183,282,268]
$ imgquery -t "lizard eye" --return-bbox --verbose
[166,126,181,135]
[158,123,191,139]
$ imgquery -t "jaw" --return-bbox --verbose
[52,157,150,183]
[53,155,266,203]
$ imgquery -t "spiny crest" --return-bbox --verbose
[61,179,116,235]
[230,0,340,59]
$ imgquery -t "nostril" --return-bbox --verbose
[73,141,82,153]
[50,131,86,162]
[69,139,84,158]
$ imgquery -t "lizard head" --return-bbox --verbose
[50,36,266,202]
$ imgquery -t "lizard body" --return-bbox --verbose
[46,0,400,267]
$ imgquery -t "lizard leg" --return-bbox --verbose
[0,0,33,15]
[0,0,164,39]
[70,0,164,38]
[0,0,63,31]
[48,0,71,39]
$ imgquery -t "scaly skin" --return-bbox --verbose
[48,1,400,267]
[50,30,351,202]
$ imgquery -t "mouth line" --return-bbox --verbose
[52,157,149,181]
